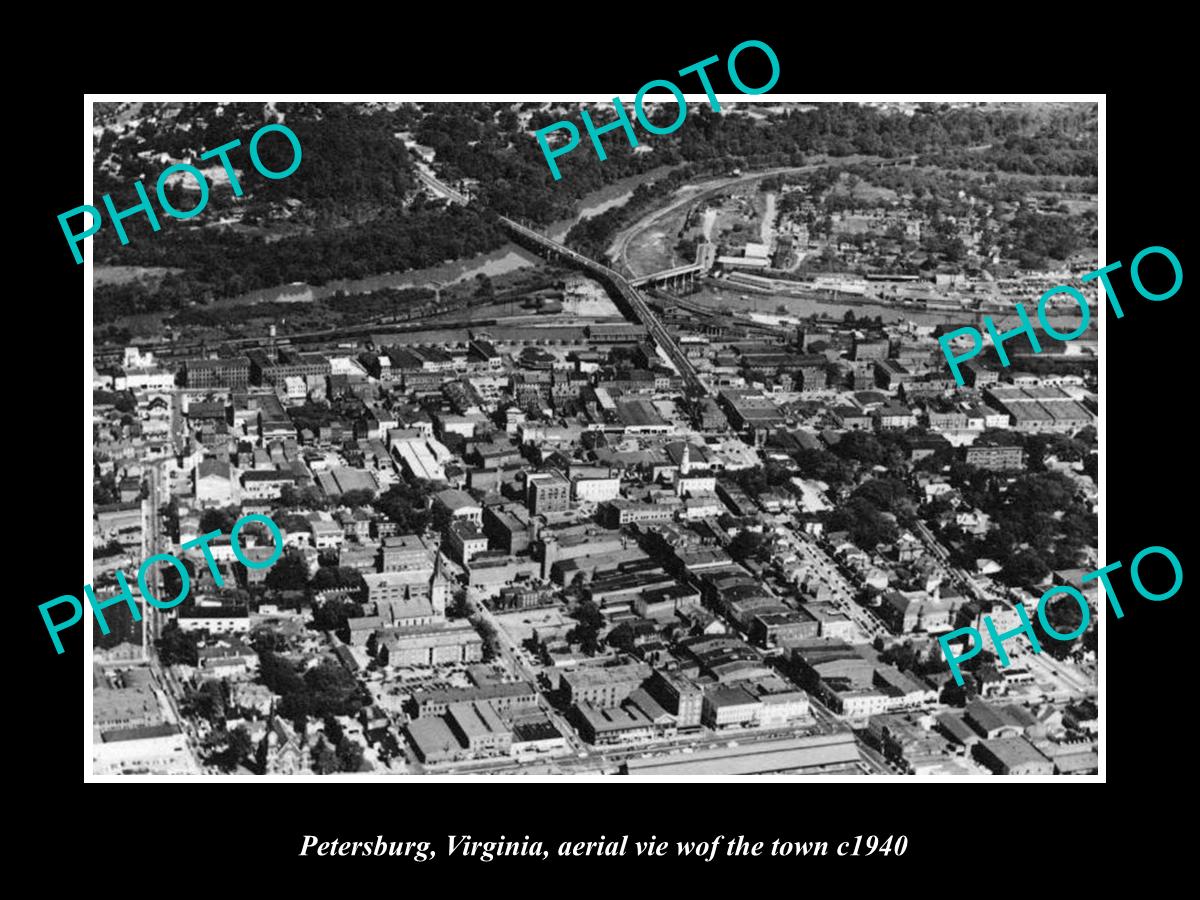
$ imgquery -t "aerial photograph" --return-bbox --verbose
[88,99,1099,777]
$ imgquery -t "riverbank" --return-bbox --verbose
[165,170,671,315]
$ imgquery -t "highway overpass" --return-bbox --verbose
[498,217,711,397]
[414,165,710,396]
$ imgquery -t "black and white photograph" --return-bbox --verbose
[80,95,1106,780]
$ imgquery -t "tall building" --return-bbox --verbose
[185,357,250,389]
[527,472,570,515]
[648,668,704,730]
[380,534,435,572]
[362,558,447,626]
[561,663,651,707]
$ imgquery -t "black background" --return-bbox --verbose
[20,19,1189,882]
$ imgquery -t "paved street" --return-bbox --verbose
[794,531,888,640]
[461,581,584,755]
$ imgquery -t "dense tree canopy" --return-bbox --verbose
[373,479,440,532]
[826,496,899,551]
[265,549,310,592]
[258,652,365,721]
[95,100,1096,326]
[728,529,769,563]
[567,600,604,656]
[156,622,199,667]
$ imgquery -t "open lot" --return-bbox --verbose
[491,606,570,648]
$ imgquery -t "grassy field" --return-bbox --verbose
[624,204,691,275]
[93,265,181,287]
[830,172,899,203]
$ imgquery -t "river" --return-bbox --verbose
[545,166,677,242]
[207,245,547,310]
[206,171,675,311]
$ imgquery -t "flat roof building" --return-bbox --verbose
[446,701,513,757]
[561,663,651,707]
[973,736,1053,775]
[572,701,657,746]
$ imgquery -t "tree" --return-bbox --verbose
[303,660,363,717]
[336,736,365,773]
[250,627,290,654]
[254,736,269,772]
[225,725,253,770]
[880,641,920,673]
[200,506,240,535]
[825,497,899,551]
[447,589,469,618]
[832,431,892,467]
[732,466,768,496]
[193,679,226,723]
[471,616,502,660]
[265,548,310,592]
[1082,452,1098,484]
[96,539,126,557]
[793,447,852,487]
[429,502,454,535]
[728,529,768,563]
[567,600,603,656]
[574,600,603,631]
[275,512,314,534]
[311,736,339,775]
[338,489,376,509]
[258,650,307,696]
[323,714,344,747]
[373,480,436,532]
[607,622,637,654]
[675,235,699,260]
[309,566,367,596]
[279,484,327,510]
[156,622,199,667]
[160,556,196,605]
[311,597,365,642]
[1000,549,1051,588]
[853,478,915,517]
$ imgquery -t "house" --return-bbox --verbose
[177,605,251,635]
[877,403,916,430]
[229,682,274,715]
[895,533,923,562]
[310,518,344,550]
[833,406,873,431]
[197,641,259,679]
